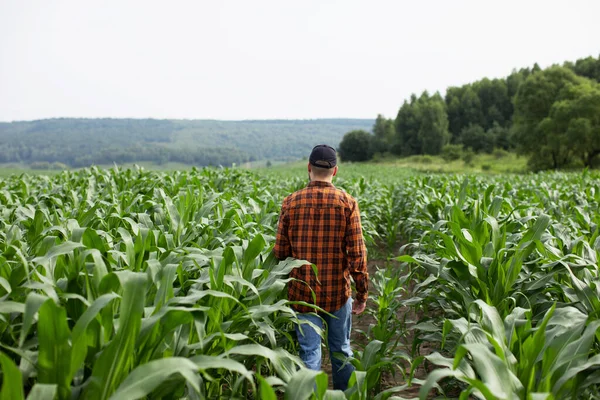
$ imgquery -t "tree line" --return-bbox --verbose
[339,55,600,170]
[0,118,372,168]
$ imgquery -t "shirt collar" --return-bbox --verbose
[308,180,335,188]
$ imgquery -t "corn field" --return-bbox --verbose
[0,166,599,399]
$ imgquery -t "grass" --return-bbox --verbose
[0,153,535,180]
[0,166,63,178]
[374,152,528,174]
[0,161,197,178]
[252,152,529,182]
[254,161,418,182]
[94,161,197,171]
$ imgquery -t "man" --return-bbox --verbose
[274,144,368,391]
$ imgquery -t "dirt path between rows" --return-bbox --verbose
[319,259,437,398]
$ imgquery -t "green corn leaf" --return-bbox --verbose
[0,352,24,400]
[473,300,505,346]
[361,340,384,370]
[191,355,254,383]
[227,345,302,382]
[70,293,120,379]
[565,265,600,314]
[32,241,85,264]
[0,277,10,301]
[483,215,501,253]
[553,353,600,396]
[224,343,283,360]
[257,375,277,400]
[109,357,200,400]
[19,292,48,348]
[225,275,260,299]
[25,384,57,400]
[243,233,266,265]
[37,299,72,400]
[520,303,555,393]
[550,320,600,388]
[519,214,551,246]
[461,376,504,400]
[346,370,368,400]
[83,248,109,293]
[457,177,469,208]
[153,263,178,309]
[419,367,458,399]
[86,271,147,400]
[454,343,523,398]
[117,228,135,268]
[0,301,25,314]
[528,394,554,400]
[284,368,325,400]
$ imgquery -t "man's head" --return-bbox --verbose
[308,144,338,181]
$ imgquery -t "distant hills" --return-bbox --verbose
[0,118,373,167]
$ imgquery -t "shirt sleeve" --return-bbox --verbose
[274,200,291,260]
[346,199,368,303]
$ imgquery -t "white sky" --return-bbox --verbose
[1,0,599,122]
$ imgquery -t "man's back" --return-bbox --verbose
[274,180,368,313]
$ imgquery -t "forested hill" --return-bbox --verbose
[0,118,373,167]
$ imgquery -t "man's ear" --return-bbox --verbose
[332,166,338,176]
[307,162,312,173]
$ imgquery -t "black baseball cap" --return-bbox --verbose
[309,144,337,168]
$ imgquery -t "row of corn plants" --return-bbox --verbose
[388,172,600,399]
[2,165,599,399]
[1,166,386,399]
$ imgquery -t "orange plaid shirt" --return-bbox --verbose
[274,180,368,313]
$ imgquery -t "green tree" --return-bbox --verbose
[338,130,374,162]
[393,92,450,156]
[394,95,422,156]
[488,122,512,151]
[419,93,450,155]
[460,124,493,153]
[460,87,485,129]
[513,66,598,169]
[567,55,600,82]
[440,144,463,161]
[549,81,600,167]
[473,78,511,129]
[372,114,395,153]
[445,87,465,142]
[507,68,531,99]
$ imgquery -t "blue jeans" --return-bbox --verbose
[295,297,354,390]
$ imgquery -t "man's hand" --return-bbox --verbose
[352,300,366,315]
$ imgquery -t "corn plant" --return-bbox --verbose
[2,166,600,399]
[392,172,600,398]
[420,301,600,399]
[0,167,333,399]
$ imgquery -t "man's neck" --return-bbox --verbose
[310,177,333,183]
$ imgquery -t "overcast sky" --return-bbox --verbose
[1,0,599,122]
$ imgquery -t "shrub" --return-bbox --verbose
[462,149,475,166]
[30,161,50,170]
[51,162,69,170]
[441,144,463,161]
[460,124,493,153]
[339,130,374,162]
[407,155,434,164]
[492,148,509,159]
